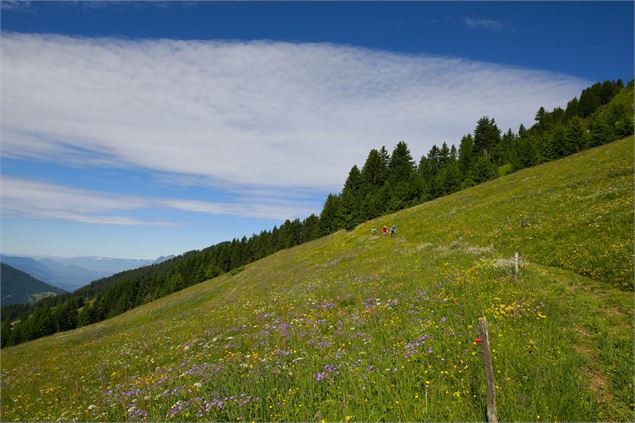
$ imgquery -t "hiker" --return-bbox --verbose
[371,226,377,236]
[390,225,396,238]
[382,225,388,236]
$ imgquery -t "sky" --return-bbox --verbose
[1,1,633,259]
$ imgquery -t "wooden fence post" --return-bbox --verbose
[479,317,498,423]
[513,252,519,280]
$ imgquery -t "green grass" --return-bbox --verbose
[1,137,633,422]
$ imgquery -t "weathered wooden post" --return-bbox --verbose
[513,252,519,280]
[479,317,498,423]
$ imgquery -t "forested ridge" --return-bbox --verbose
[2,78,632,348]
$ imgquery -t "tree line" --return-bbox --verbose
[2,79,632,348]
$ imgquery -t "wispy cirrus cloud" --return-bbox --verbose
[0,1,31,11]
[0,176,318,225]
[464,17,507,32]
[2,33,586,191]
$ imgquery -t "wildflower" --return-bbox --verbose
[475,337,482,344]
[315,363,338,381]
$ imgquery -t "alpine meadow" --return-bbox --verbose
[1,3,634,423]
[2,132,633,420]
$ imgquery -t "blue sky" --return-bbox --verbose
[1,1,633,259]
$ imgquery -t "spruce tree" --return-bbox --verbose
[534,107,547,129]
[438,142,450,167]
[599,80,617,104]
[340,166,363,230]
[469,156,497,183]
[443,163,462,194]
[565,97,580,120]
[518,123,527,137]
[458,134,474,177]
[578,83,602,117]
[550,125,568,158]
[564,116,587,154]
[449,145,458,162]
[360,149,384,189]
[388,141,415,182]
[318,194,342,236]
[473,117,501,158]
[417,156,433,200]
[589,117,613,147]
[427,145,441,176]
[494,129,515,165]
[514,135,539,168]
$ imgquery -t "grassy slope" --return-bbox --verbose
[1,137,633,422]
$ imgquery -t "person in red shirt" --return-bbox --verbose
[382,225,388,236]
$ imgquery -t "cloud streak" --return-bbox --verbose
[463,17,506,32]
[1,176,318,225]
[2,33,588,190]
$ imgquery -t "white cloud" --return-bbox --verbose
[464,17,506,31]
[0,176,317,225]
[0,1,31,11]
[1,33,588,190]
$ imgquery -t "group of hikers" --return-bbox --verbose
[371,224,397,238]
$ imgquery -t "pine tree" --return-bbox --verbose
[578,83,602,117]
[599,80,617,105]
[473,117,501,158]
[493,129,515,165]
[549,125,568,158]
[514,135,539,168]
[360,149,384,189]
[378,146,391,180]
[431,169,445,199]
[417,156,433,201]
[427,145,441,176]
[534,133,550,163]
[318,194,342,236]
[442,163,462,194]
[589,117,613,147]
[78,303,96,327]
[340,166,363,230]
[364,190,384,220]
[438,142,450,167]
[388,141,415,182]
[469,156,497,183]
[610,102,635,138]
[565,97,580,119]
[458,134,474,177]
[534,106,547,129]
[564,116,587,154]
[449,145,458,162]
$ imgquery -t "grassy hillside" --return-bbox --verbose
[1,137,633,422]
[0,264,65,307]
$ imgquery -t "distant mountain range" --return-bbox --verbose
[1,263,66,307]
[0,254,174,292]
